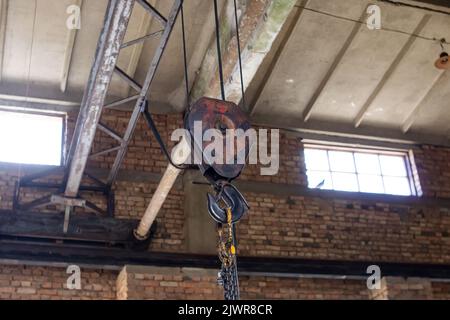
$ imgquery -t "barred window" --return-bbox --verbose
[304,145,416,196]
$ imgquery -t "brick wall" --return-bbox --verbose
[236,193,450,263]
[431,282,450,300]
[239,276,368,299]
[0,265,117,300]
[413,145,450,198]
[114,180,185,251]
[2,263,450,300]
[2,110,450,299]
[116,266,223,300]
[369,277,434,300]
[116,265,372,300]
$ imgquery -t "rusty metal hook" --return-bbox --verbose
[207,184,249,224]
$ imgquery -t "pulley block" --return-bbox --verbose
[185,97,253,184]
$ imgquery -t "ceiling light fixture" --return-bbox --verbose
[435,38,449,70]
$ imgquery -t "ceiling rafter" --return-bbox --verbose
[250,0,309,116]
[0,0,8,82]
[302,9,367,122]
[402,70,446,133]
[60,0,83,93]
[353,14,432,128]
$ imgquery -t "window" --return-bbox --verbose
[304,145,416,196]
[0,109,64,166]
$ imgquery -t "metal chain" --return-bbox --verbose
[217,207,240,300]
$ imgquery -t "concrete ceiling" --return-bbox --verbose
[0,0,213,110]
[1,0,450,146]
[249,0,450,146]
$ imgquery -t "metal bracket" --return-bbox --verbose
[51,195,86,207]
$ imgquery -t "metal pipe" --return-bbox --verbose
[134,134,191,239]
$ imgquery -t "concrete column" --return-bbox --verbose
[369,277,433,300]
[183,170,217,254]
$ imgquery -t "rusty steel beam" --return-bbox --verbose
[64,0,135,197]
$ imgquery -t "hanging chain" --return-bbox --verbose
[208,0,248,300]
[217,207,240,300]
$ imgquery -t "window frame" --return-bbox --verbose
[0,107,67,166]
[303,143,418,196]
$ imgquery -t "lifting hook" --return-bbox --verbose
[207,183,249,224]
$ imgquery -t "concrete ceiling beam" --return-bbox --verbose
[60,0,83,93]
[379,0,450,12]
[0,94,79,113]
[190,0,297,108]
[402,70,446,133]
[249,0,308,116]
[302,7,366,123]
[353,14,432,128]
[0,0,8,82]
[251,114,450,147]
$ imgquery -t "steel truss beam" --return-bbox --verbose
[61,0,183,206]
[106,0,183,186]
[14,0,182,227]
[64,0,136,198]
[0,210,142,247]
[13,167,114,217]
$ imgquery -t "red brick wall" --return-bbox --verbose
[239,276,368,300]
[1,110,450,299]
[116,266,371,300]
[114,180,185,251]
[0,265,116,300]
[412,145,450,198]
[4,112,450,254]
[2,263,450,300]
[0,264,370,300]
[2,110,450,260]
[87,111,183,174]
[116,266,223,300]
[237,193,450,263]
[431,282,450,300]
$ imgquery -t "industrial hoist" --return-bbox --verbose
[185,0,251,299]
[185,97,252,300]
[141,0,251,300]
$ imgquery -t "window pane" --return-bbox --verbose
[307,170,333,190]
[379,155,407,177]
[328,151,355,173]
[354,153,381,174]
[303,146,415,196]
[304,149,329,171]
[358,174,384,194]
[0,111,63,165]
[383,176,411,196]
[331,172,358,192]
